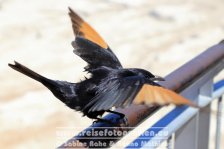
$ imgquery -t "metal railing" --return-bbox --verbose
[58,40,224,149]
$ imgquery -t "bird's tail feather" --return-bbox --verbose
[8,61,48,83]
[8,61,80,108]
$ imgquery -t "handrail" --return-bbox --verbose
[58,40,224,148]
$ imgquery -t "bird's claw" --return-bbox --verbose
[117,116,129,127]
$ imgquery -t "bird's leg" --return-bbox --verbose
[106,110,125,119]
[92,111,128,127]
[92,117,114,125]
[106,110,129,127]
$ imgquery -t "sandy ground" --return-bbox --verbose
[0,0,223,148]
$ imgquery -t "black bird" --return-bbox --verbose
[8,8,197,122]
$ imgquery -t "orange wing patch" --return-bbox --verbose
[68,8,108,49]
[133,84,198,107]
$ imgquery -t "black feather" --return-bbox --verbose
[72,37,122,72]
[83,76,145,112]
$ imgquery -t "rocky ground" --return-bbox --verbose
[0,0,223,148]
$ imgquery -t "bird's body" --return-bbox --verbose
[9,8,197,121]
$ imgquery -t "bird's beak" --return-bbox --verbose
[151,75,165,81]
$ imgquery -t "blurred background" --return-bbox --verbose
[0,0,223,148]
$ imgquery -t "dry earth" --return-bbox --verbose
[0,0,223,148]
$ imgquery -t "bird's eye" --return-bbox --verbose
[145,75,151,79]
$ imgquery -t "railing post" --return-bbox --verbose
[197,79,213,149]
[173,85,200,149]
[215,96,223,149]
[174,115,198,149]
[167,134,174,149]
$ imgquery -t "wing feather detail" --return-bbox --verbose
[68,8,122,71]
[133,84,198,107]
[84,76,198,113]
[83,76,145,112]
[68,7,108,49]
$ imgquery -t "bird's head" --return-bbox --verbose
[131,68,165,82]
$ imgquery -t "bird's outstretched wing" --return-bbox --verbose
[68,7,108,49]
[133,84,197,107]
[84,76,197,112]
[72,37,122,71]
[68,8,122,71]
